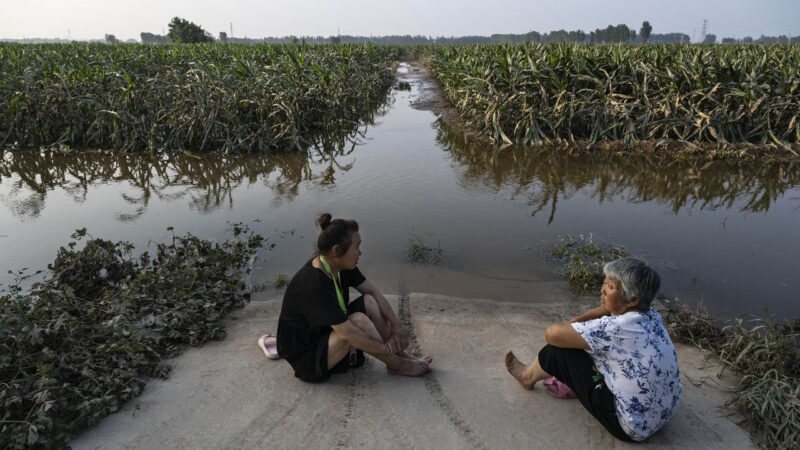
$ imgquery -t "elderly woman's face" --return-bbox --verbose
[601,277,628,315]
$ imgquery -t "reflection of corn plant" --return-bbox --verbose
[430,44,800,151]
[0,43,399,152]
[551,233,628,293]
[407,230,442,264]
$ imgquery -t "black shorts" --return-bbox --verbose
[537,344,634,442]
[292,296,366,383]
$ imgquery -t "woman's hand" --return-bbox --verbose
[389,326,409,353]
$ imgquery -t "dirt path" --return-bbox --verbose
[72,292,752,449]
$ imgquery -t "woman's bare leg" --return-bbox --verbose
[362,295,432,364]
[328,313,429,376]
[504,351,552,390]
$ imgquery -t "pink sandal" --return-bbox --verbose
[257,334,280,360]
[543,376,577,399]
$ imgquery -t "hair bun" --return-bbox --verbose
[317,213,333,230]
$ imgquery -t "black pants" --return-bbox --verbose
[537,344,634,442]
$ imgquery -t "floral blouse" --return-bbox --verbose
[572,309,682,441]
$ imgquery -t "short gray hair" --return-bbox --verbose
[603,257,660,310]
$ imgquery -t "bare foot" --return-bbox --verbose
[400,352,433,365]
[505,350,534,390]
[387,357,430,376]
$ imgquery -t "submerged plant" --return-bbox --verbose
[0,226,265,448]
[273,273,289,288]
[550,233,628,294]
[407,230,442,264]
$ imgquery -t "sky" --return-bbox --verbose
[2,0,799,42]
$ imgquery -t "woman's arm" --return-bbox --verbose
[331,320,392,355]
[355,279,408,351]
[569,305,611,323]
[545,323,590,350]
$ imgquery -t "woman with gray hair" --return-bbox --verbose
[504,257,682,441]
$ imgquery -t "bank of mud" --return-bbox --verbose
[72,293,753,449]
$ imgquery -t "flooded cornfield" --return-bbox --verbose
[1,62,799,321]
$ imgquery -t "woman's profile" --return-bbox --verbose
[277,213,432,382]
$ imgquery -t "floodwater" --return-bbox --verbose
[1,63,798,321]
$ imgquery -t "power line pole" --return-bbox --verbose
[230,23,233,38]
[701,19,708,42]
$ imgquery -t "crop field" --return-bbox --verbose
[429,44,800,152]
[0,43,397,152]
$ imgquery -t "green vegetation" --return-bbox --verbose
[396,81,412,91]
[550,234,628,293]
[407,231,442,264]
[430,44,800,153]
[0,43,397,152]
[666,303,799,449]
[273,273,289,288]
[550,233,800,448]
[0,226,264,448]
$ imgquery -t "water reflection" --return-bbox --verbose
[436,120,800,222]
[0,134,364,220]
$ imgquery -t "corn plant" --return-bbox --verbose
[429,44,800,153]
[0,43,399,153]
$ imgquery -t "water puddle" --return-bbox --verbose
[1,62,798,320]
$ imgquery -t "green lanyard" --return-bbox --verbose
[319,255,347,314]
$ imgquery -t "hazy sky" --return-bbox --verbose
[2,0,799,42]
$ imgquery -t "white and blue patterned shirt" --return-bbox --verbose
[572,309,682,441]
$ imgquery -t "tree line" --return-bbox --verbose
[127,17,799,45]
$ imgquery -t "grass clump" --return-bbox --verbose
[665,303,800,449]
[407,231,442,264]
[550,233,628,294]
[273,273,289,288]
[0,225,264,448]
[396,81,412,91]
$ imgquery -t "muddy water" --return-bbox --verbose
[1,63,798,320]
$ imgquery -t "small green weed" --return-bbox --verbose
[550,233,628,294]
[273,273,289,288]
[407,231,442,264]
[396,81,411,91]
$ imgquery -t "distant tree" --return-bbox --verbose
[722,37,737,44]
[742,36,754,43]
[640,21,652,43]
[630,30,636,42]
[219,31,227,43]
[140,32,155,44]
[703,34,717,44]
[104,34,119,44]
[329,35,341,44]
[167,17,213,43]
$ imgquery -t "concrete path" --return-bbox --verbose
[73,293,752,449]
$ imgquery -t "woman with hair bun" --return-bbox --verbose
[277,213,431,382]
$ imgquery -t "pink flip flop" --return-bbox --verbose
[543,376,577,399]
[257,334,280,360]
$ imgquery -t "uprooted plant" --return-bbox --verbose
[665,302,800,449]
[0,225,265,449]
